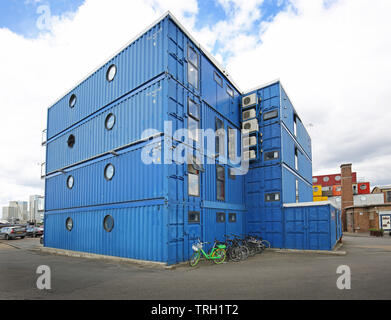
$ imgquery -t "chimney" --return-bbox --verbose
[340,163,354,231]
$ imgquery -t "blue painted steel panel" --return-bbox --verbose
[44,203,168,262]
[46,77,168,173]
[284,204,342,250]
[282,166,313,204]
[45,141,165,211]
[280,86,312,158]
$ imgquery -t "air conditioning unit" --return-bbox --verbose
[243,150,256,161]
[242,108,256,121]
[242,119,259,134]
[243,136,257,148]
[242,93,257,108]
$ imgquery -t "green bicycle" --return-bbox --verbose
[189,239,227,267]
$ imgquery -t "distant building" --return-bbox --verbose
[29,195,45,223]
[372,185,391,203]
[2,201,28,223]
[312,171,371,200]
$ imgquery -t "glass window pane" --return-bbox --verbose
[215,118,225,156]
[188,117,199,142]
[227,86,234,98]
[188,47,198,67]
[104,164,115,181]
[228,213,237,223]
[217,180,225,201]
[188,173,200,197]
[106,64,117,82]
[188,211,200,223]
[103,215,114,232]
[188,99,200,120]
[263,110,278,121]
[217,165,225,181]
[214,72,223,87]
[228,127,237,161]
[216,212,225,223]
[105,113,116,130]
[188,65,198,89]
[264,151,279,161]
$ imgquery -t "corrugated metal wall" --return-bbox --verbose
[284,204,342,250]
[47,19,167,140]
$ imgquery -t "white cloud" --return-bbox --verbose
[223,0,391,186]
[0,0,198,208]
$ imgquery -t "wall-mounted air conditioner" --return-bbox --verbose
[243,136,257,148]
[243,150,256,161]
[242,108,256,121]
[242,119,259,134]
[242,93,257,108]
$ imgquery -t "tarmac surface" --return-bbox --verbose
[1,235,391,300]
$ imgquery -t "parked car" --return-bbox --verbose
[26,226,44,237]
[0,226,27,240]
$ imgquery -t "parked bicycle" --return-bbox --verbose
[189,239,227,267]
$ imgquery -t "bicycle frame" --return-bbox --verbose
[193,240,225,260]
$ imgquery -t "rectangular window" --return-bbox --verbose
[214,72,223,87]
[296,180,299,203]
[295,147,299,170]
[216,212,225,223]
[188,99,200,143]
[264,150,279,161]
[187,46,199,89]
[188,157,200,197]
[215,117,225,157]
[228,213,237,223]
[216,165,226,201]
[386,191,391,203]
[228,127,237,161]
[294,115,298,136]
[188,99,200,120]
[263,110,278,121]
[227,86,234,98]
[188,211,200,224]
[265,192,280,202]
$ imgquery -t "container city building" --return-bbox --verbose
[43,12,342,265]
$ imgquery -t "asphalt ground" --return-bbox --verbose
[1,235,390,300]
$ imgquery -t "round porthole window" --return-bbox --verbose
[312,178,318,183]
[103,215,114,232]
[69,94,77,108]
[105,113,116,130]
[66,217,73,231]
[104,163,115,181]
[67,134,75,148]
[360,184,367,190]
[335,176,341,181]
[106,64,117,82]
[323,176,329,182]
[67,175,74,189]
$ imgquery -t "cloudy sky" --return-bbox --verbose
[1,0,391,208]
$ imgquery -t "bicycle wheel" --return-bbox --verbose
[239,246,249,260]
[212,248,226,264]
[227,247,240,262]
[189,251,201,267]
[261,240,271,249]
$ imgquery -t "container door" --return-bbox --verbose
[184,208,202,260]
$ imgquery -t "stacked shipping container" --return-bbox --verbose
[43,12,340,265]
